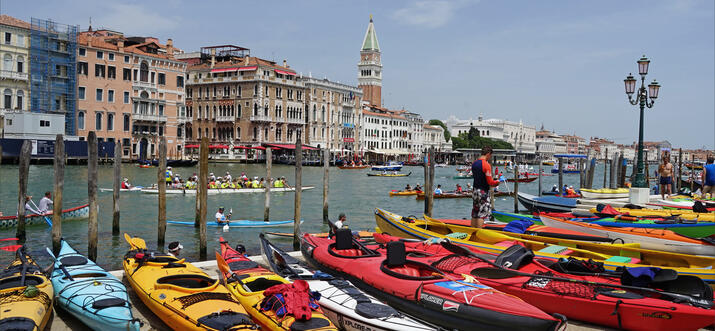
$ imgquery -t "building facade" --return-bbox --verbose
[0,15,31,137]
[303,77,362,156]
[445,115,536,158]
[358,17,381,107]
[423,124,450,152]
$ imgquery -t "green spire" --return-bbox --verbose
[361,16,380,51]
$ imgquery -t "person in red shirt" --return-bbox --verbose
[471,146,501,228]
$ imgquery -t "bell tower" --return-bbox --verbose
[358,15,382,107]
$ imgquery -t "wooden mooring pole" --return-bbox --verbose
[538,157,543,196]
[609,153,617,189]
[87,132,98,262]
[157,137,167,249]
[293,131,303,250]
[513,160,519,212]
[198,137,208,260]
[112,141,121,236]
[558,157,564,195]
[322,148,329,223]
[264,147,272,222]
[603,149,608,188]
[677,148,683,192]
[15,140,30,242]
[424,149,430,215]
[427,147,435,217]
[52,135,65,254]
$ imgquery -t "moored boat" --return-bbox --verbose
[366,172,411,177]
[389,189,420,196]
[506,177,538,183]
[141,186,314,194]
[580,188,630,199]
[0,246,54,331]
[337,165,369,169]
[0,204,89,229]
[416,192,471,199]
[518,192,577,213]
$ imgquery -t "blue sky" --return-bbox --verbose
[7,0,714,149]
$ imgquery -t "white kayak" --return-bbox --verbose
[99,186,143,192]
[140,186,314,194]
[259,234,436,331]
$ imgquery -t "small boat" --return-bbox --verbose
[122,234,257,331]
[550,163,580,174]
[686,162,705,170]
[259,234,436,331]
[506,177,538,183]
[99,186,144,193]
[137,164,154,168]
[542,159,555,166]
[301,232,565,330]
[416,192,471,199]
[648,199,715,211]
[366,172,411,177]
[167,219,302,228]
[539,215,715,256]
[0,246,54,331]
[371,161,403,171]
[48,239,140,331]
[452,174,473,179]
[517,192,577,213]
[216,238,337,331]
[434,163,448,168]
[141,186,314,194]
[593,207,715,222]
[388,190,421,196]
[0,204,89,229]
[580,188,630,199]
[337,165,370,169]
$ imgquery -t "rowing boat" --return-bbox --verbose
[168,219,301,228]
[141,186,314,194]
[389,190,420,196]
[0,204,89,229]
[99,186,143,193]
[580,188,630,199]
[506,177,538,183]
[338,165,369,169]
[415,192,470,199]
[366,172,411,177]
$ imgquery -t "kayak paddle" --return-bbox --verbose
[0,245,21,252]
[45,247,74,281]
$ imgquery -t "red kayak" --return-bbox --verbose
[370,233,715,331]
[507,177,538,183]
[425,217,610,242]
[301,230,566,331]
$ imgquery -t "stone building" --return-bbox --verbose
[0,15,31,138]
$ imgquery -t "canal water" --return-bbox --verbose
[0,162,623,270]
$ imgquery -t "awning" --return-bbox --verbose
[238,66,257,71]
[211,67,238,73]
[209,144,229,149]
[264,144,318,151]
[233,146,250,149]
[275,69,296,76]
[253,146,266,150]
[185,144,199,148]
[554,154,588,159]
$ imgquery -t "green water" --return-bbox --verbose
[0,162,620,270]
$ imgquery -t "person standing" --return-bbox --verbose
[658,153,674,199]
[38,192,53,214]
[471,146,500,228]
[702,156,715,198]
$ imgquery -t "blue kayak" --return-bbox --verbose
[167,219,302,228]
[47,240,140,331]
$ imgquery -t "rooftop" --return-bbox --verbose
[0,15,30,30]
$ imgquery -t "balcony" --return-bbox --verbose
[216,115,234,122]
[133,80,156,89]
[132,113,167,122]
[286,117,304,125]
[250,114,271,122]
[0,70,28,81]
[177,116,192,124]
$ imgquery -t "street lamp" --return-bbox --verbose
[624,55,661,188]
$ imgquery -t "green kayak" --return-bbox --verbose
[589,217,715,239]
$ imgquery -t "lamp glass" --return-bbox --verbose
[648,80,660,99]
[624,75,636,94]
[638,56,650,76]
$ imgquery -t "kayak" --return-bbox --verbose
[366,172,411,177]
[167,219,302,228]
[373,233,715,331]
[301,232,566,331]
[264,231,374,239]
[647,199,715,211]
[338,165,369,169]
[375,208,715,286]
[580,188,630,199]
[99,186,144,192]
[141,186,315,194]
[586,218,715,238]
[371,163,403,171]
[389,190,420,196]
[539,215,715,256]
[416,192,470,199]
[258,234,436,331]
[0,246,53,331]
[0,204,89,229]
[506,177,538,183]
[122,234,257,330]
[595,207,715,222]
[217,238,337,331]
[452,175,473,179]
[518,192,577,213]
[48,239,140,331]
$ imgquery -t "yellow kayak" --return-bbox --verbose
[122,234,257,330]
[580,188,630,199]
[388,190,420,196]
[375,208,715,287]
[0,246,53,331]
[592,207,715,222]
[217,239,336,331]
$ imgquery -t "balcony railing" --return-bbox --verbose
[133,80,156,88]
[0,70,28,81]
[177,116,192,124]
[216,115,234,122]
[250,114,271,122]
[286,117,304,125]
[132,113,167,122]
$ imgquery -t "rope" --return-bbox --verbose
[0,288,51,306]
[174,292,235,309]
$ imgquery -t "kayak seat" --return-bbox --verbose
[92,297,127,310]
[0,275,45,290]
[59,255,88,267]
[156,274,216,289]
[228,260,259,271]
[335,228,353,250]
[494,245,534,270]
[388,266,421,277]
[244,278,284,292]
[289,317,332,331]
[0,317,35,331]
[381,241,441,280]
[197,311,254,330]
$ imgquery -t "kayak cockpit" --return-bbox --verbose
[156,274,217,289]
[0,275,45,290]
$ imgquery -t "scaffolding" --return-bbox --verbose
[30,18,78,135]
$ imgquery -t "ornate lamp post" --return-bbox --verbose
[624,55,661,188]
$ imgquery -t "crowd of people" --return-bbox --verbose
[123,168,292,190]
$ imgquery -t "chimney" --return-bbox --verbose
[166,38,174,58]
[283,59,287,68]
[117,39,124,52]
[210,48,216,68]
[244,56,249,66]
[87,35,92,48]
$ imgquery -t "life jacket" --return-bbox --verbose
[261,280,319,320]
[221,182,229,189]
[209,182,217,189]
[252,181,259,188]
[165,171,172,182]
[121,182,129,189]
[236,182,242,188]
[185,182,192,189]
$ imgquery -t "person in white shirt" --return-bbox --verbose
[38,192,53,214]
[215,206,230,225]
[167,241,182,258]
[434,185,443,195]
[224,171,232,183]
[334,213,347,229]
[23,196,39,215]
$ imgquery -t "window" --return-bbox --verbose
[107,113,114,130]
[39,120,50,127]
[78,111,85,130]
[158,73,165,85]
[95,112,103,130]
[78,62,88,75]
[151,72,155,83]
[107,66,116,79]
[4,89,11,108]
[16,90,23,110]
[124,55,129,63]
[95,89,103,101]
[140,62,148,82]
[108,53,115,61]
[3,54,11,71]
[79,48,86,56]
[122,68,131,81]
[123,114,130,131]
[95,50,104,59]
[236,127,241,139]
[4,32,10,44]
[123,91,130,104]
[16,56,23,73]
[176,75,184,88]
[94,64,105,77]
[78,87,85,100]
[108,90,114,103]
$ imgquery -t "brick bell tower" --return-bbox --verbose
[358,15,382,107]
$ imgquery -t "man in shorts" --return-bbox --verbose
[471,146,501,228]
[658,152,674,199]
[702,156,715,197]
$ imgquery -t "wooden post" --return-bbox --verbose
[322,148,329,223]
[513,160,519,212]
[557,157,564,195]
[427,147,435,217]
[293,131,303,250]
[15,140,31,242]
[690,154,695,192]
[620,155,627,188]
[602,149,608,188]
[677,148,683,191]
[0,144,3,165]
[423,149,430,215]
[87,132,98,262]
[587,158,596,189]
[157,137,167,249]
[609,153,617,189]
[198,137,208,260]
[112,141,121,236]
[52,135,65,254]
[538,157,543,196]
[264,147,272,222]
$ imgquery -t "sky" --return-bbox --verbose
[5,0,714,149]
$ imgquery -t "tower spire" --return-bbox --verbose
[358,16,383,107]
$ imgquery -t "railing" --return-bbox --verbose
[132,113,167,122]
[216,115,234,122]
[250,114,271,122]
[0,70,28,80]
[177,116,192,124]
[133,80,156,88]
[286,117,304,125]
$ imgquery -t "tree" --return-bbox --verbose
[451,129,513,150]
[428,119,450,142]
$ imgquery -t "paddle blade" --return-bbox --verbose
[215,251,231,280]
[123,233,146,250]
[45,247,56,259]
[0,245,22,252]
[0,238,19,242]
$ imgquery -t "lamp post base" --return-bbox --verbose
[629,187,650,204]
[633,172,647,189]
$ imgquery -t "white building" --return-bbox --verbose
[445,114,536,158]
[3,111,65,140]
[423,123,451,152]
[359,105,410,159]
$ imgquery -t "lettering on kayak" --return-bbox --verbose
[525,277,550,289]
[641,312,672,319]
[420,293,444,306]
[442,300,460,312]
[342,317,376,331]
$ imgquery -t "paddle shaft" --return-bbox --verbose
[45,247,74,281]
[29,199,52,227]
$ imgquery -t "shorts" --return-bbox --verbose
[703,185,715,195]
[659,176,672,185]
[471,189,492,220]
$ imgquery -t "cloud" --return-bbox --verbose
[94,3,181,36]
[392,0,473,28]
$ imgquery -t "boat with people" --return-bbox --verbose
[416,192,471,199]
[507,177,538,183]
[337,165,370,169]
[167,219,302,228]
[371,161,403,171]
[0,204,89,229]
[366,172,411,177]
[0,246,54,331]
[141,186,314,194]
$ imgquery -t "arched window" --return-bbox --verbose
[264,104,268,116]
[3,88,12,109]
[236,127,241,139]
[123,114,130,131]
[140,62,149,82]
[253,103,258,116]
[312,105,316,120]
[95,112,103,130]
[16,90,23,110]
[321,106,325,120]
[107,113,114,131]
[237,104,241,117]
[77,111,85,130]
[253,127,258,139]
[16,55,23,73]
[3,54,12,71]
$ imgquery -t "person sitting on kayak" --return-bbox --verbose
[551,184,559,193]
[167,241,182,258]
[435,185,443,195]
[216,206,231,225]
[281,177,290,188]
[209,172,216,182]
[405,184,412,191]
[259,177,265,188]
[121,178,132,189]
[456,184,463,194]
[24,195,40,215]
[414,184,422,192]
